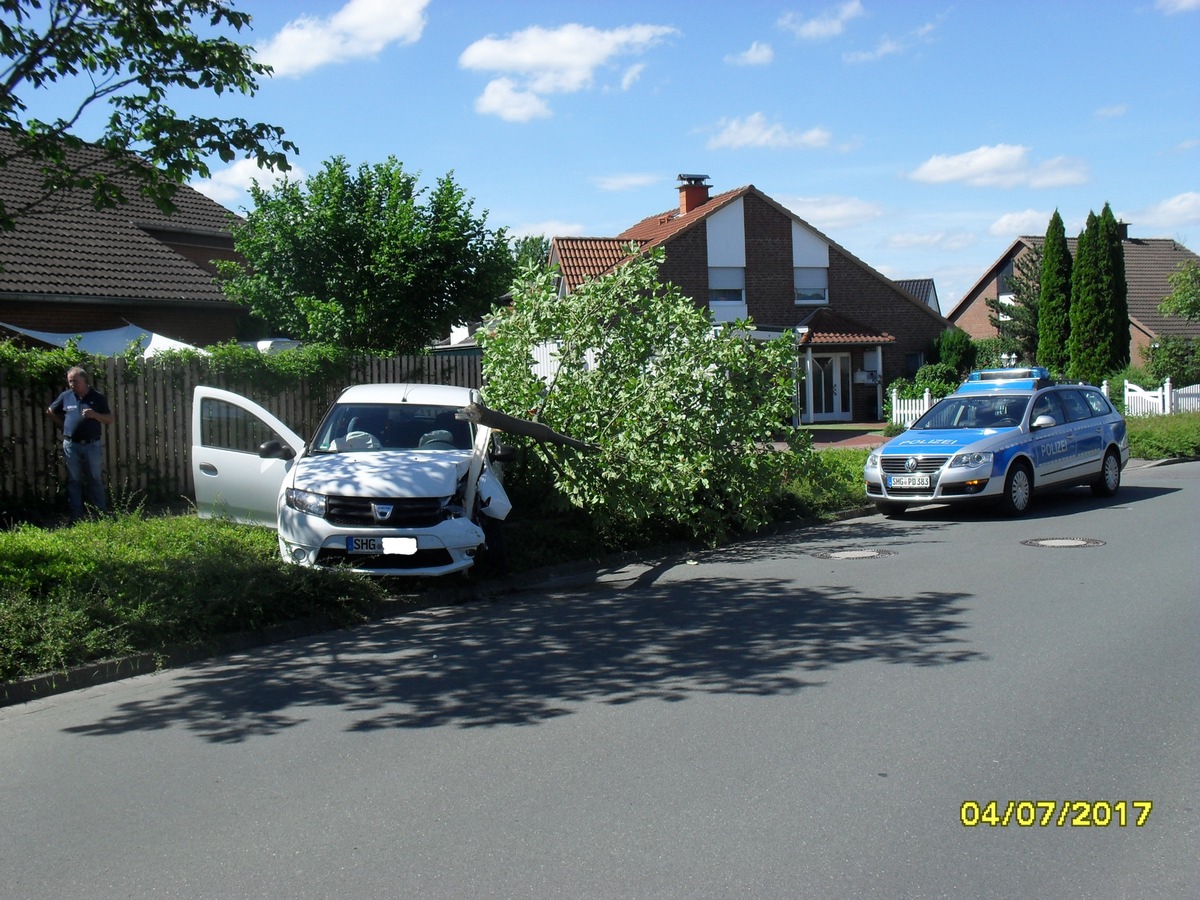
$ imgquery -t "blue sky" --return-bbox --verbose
[65,1,1200,311]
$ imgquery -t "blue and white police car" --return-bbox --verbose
[864,368,1130,516]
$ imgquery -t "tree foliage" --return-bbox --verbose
[218,157,515,353]
[1036,210,1072,374]
[0,0,296,229]
[1158,260,1200,321]
[1069,204,1129,383]
[932,327,975,375]
[512,234,550,271]
[479,248,802,545]
[986,242,1040,363]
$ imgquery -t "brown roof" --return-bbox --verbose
[0,133,242,305]
[551,237,636,292]
[950,234,1199,340]
[797,307,894,345]
[617,185,750,245]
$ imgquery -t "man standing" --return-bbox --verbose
[46,366,114,520]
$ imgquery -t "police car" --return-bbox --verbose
[864,368,1130,516]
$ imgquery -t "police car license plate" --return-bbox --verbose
[888,474,930,489]
[346,536,418,555]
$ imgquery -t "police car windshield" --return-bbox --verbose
[911,395,1030,430]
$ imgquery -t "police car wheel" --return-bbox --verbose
[999,462,1032,516]
[1091,450,1121,497]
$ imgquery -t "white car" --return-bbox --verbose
[191,383,513,576]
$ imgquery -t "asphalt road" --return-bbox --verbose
[2,461,1197,898]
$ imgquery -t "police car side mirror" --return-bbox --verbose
[1031,415,1057,431]
[259,439,296,460]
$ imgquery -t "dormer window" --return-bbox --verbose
[795,267,828,305]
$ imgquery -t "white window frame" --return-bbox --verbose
[794,267,828,305]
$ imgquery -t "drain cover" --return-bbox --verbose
[1020,538,1106,549]
[809,548,897,560]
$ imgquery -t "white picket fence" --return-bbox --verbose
[1124,378,1200,416]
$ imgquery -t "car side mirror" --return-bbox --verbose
[1031,415,1057,431]
[490,442,517,464]
[259,439,296,460]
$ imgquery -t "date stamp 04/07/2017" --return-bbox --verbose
[960,800,1153,828]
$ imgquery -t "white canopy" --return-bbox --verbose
[0,322,204,358]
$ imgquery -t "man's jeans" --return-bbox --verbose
[62,440,106,517]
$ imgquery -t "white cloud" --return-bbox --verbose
[989,209,1053,237]
[592,173,662,191]
[779,1,864,40]
[513,220,585,239]
[708,113,831,150]
[1094,104,1129,119]
[1156,0,1200,13]
[726,41,774,66]
[782,194,883,229]
[888,231,977,252]
[909,144,1088,188]
[1127,192,1200,231]
[844,38,901,63]
[190,159,302,208]
[1175,138,1200,152]
[620,63,646,90]
[460,23,678,119]
[256,0,428,78]
[474,78,551,122]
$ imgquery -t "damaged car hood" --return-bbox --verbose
[291,450,471,497]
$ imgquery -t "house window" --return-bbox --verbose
[905,352,925,376]
[794,267,828,305]
[709,267,745,304]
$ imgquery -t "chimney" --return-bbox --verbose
[677,173,711,214]
[1117,220,1130,241]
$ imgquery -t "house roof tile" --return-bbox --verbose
[797,307,894,345]
[0,133,241,305]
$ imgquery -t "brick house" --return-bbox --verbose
[947,227,1200,363]
[550,176,950,422]
[0,133,246,348]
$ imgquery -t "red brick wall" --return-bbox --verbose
[743,193,796,327]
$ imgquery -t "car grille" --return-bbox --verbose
[325,495,448,528]
[881,455,950,474]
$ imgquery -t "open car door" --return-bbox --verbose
[192,386,305,527]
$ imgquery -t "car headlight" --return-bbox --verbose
[866,451,880,468]
[949,451,993,469]
[285,487,327,517]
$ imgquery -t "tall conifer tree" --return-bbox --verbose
[1099,203,1130,371]
[1036,210,1072,374]
[1068,212,1105,383]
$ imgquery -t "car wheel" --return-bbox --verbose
[1091,449,1121,497]
[874,501,905,517]
[999,462,1032,516]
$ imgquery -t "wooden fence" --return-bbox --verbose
[1123,378,1200,416]
[0,354,482,510]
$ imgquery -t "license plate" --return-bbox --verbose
[346,536,418,555]
[888,474,930,489]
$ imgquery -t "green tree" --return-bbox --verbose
[1068,212,1109,384]
[479,247,801,545]
[218,157,515,353]
[1099,202,1130,371]
[0,0,295,229]
[512,234,551,270]
[1158,260,1200,321]
[986,242,1040,362]
[1036,210,1072,374]
[932,327,975,375]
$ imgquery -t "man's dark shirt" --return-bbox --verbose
[50,387,111,441]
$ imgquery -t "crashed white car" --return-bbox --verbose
[191,383,512,576]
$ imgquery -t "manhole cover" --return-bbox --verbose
[809,549,897,560]
[1020,538,1106,549]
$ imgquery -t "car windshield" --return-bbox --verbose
[910,395,1030,430]
[310,403,473,452]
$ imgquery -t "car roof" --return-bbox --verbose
[335,383,477,406]
[955,367,1054,395]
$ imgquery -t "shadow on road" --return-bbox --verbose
[65,525,984,742]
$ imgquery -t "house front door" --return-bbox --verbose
[810,353,851,421]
